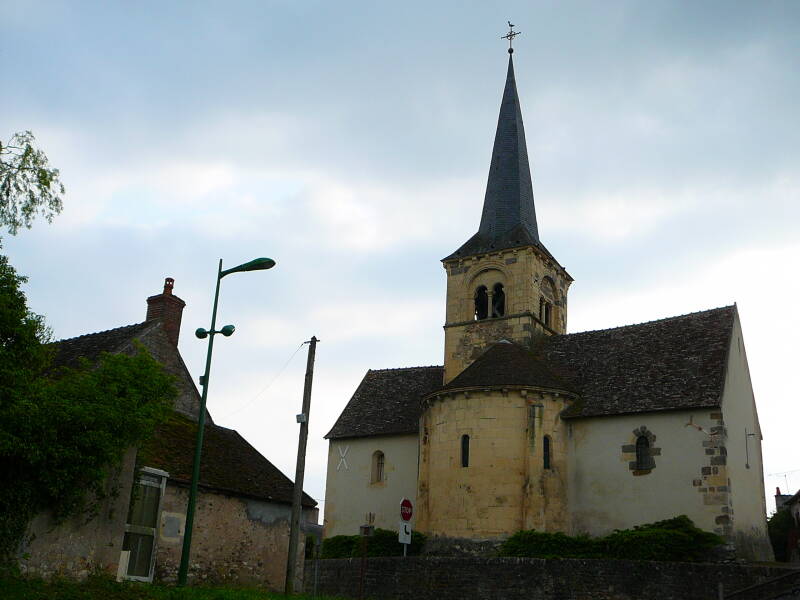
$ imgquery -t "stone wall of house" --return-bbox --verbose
[442,246,571,383]
[17,448,138,579]
[154,483,311,590]
[304,556,792,600]
[417,388,569,538]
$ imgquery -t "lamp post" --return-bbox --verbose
[177,257,276,586]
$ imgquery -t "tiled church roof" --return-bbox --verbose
[548,305,735,418]
[327,306,736,438]
[325,366,444,440]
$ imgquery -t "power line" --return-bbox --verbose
[218,341,306,419]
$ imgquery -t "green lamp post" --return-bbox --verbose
[177,257,276,586]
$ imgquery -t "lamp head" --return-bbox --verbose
[220,257,276,278]
[220,324,236,337]
[195,328,209,339]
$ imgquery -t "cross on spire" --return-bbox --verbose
[501,21,521,54]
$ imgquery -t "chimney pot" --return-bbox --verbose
[164,277,174,295]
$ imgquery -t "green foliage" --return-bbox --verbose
[320,528,427,558]
[0,131,64,234]
[498,530,600,559]
[0,574,345,599]
[0,252,176,563]
[767,508,795,562]
[320,534,359,559]
[499,515,724,562]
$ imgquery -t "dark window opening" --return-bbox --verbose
[371,451,385,483]
[461,434,470,468]
[474,286,488,320]
[492,283,505,317]
[635,436,650,471]
[539,297,552,327]
[543,436,551,470]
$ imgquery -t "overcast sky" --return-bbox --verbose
[2,1,798,517]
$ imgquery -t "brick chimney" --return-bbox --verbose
[146,277,186,346]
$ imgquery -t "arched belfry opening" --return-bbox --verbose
[492,283,505,317]
[474,286,489,320]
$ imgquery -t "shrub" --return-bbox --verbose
[499,515,723,562]
[321,528,426,558]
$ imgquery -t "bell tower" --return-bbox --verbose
[442,49,572,383]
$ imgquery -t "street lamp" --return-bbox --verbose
[177,256,276,586]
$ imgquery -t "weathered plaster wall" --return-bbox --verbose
[568,410,724,537]
[442,246,571,383]
[18,447,138,579]
[154,484,312,589]
[417,389,569,539]
[324,434,418,537]
[720,313,773,560]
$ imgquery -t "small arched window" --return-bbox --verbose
[371,451,385,483]
[492,283,505,317]
[543,436,551,470]
[461,435,470,468]
[635,436,650,471]
[474,286,488,321]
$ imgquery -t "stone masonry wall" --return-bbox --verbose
[155,483,308,590]
[305,556,792,600]
[417,389,570,537]
[442,245,571,383]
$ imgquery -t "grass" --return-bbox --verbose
[0,575,346,600]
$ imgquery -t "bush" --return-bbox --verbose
[499,515,723,562]
[498,530,600,558]
[768,508,795,562]
[321,528,426,558]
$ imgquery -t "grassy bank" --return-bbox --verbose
[0,576,343,600]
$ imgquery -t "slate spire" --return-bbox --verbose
[446,52,544,260]
[480,53,538,243]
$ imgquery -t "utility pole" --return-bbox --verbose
[285,336,318,594]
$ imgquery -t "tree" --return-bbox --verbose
[0,249,176,564]
[0,131,64,234]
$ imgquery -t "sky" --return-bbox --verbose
[1,1,798,518]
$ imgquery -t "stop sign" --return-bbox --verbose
[400,498,413,521]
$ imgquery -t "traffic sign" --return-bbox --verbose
[400,498,413,521]
[398,521,412,545]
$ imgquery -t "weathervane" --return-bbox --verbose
[501,21,521,54]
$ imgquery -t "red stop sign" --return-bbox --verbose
[400,498,413,521]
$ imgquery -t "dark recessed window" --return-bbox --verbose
[543,436,552,470]
[474,286,488,320]
[492,283,505,317]
[635,436,650,471]
[371,451,385,483]
[461,434,470,468]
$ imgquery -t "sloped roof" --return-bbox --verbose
[140,414,316,507]
[325,366,444,440]
[547,306,735,418]
[446,55,541,260]
[327,306,736,434]
[443,341,577,394]
[51,321,160,368]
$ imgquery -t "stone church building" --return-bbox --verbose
[323,50,772,560]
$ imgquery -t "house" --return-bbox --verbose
[323,49,772,561]
[19,278,318,588]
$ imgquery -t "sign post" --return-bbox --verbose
[399,498,413,556]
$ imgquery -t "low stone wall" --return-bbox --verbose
[304,556,793,600]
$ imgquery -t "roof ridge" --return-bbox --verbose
[565,305,735,338]
[53,320,155,345]
[368,365,443,373]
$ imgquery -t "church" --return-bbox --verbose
[322,45,772,561]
